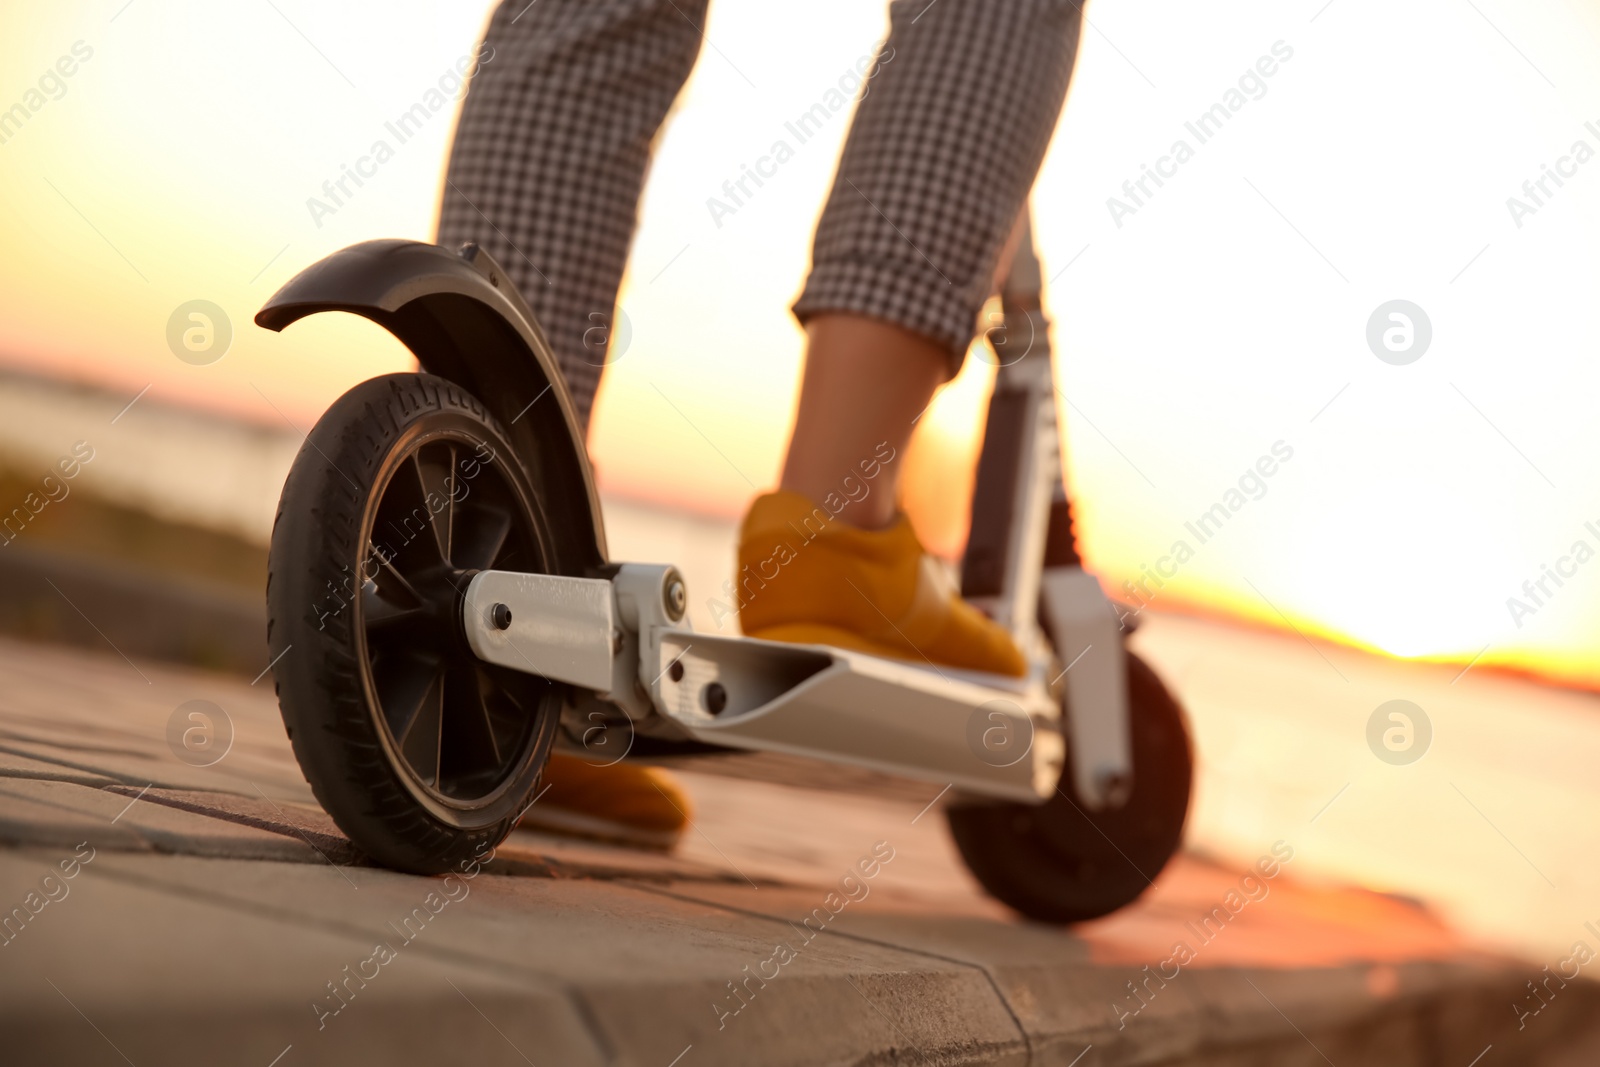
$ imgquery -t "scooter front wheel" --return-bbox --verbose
[947,649,1192,923]
[267,372,562,873]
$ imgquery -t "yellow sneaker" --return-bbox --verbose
[520,752,692,851]
[736,490,1026,677]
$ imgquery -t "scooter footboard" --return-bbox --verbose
[461,568,1063,803]
[649,632,1063,803]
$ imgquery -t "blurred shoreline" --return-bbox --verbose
[0,362,1590,698]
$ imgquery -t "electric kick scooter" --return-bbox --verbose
[259,210,1192,922]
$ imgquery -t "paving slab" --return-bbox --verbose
[0,731,313,803]
[0,746,119,788]
[9,842,1596,1067]
[0,849,607,1067]
[0,633,314,802]
[496,826,787,886]
[100,783,359,864]
[74,850,1030,1067]
[0,778,319,863]
[665,766,975,895]
[4,635,1600,1064]
[640,873,1600,1065]
[620,876,1510,1067]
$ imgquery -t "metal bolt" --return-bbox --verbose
[490,603,513,630]
[1096,770,1133,808]
[664,572,687,621]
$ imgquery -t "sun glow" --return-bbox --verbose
[2,1,1599,687]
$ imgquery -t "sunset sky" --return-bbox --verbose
[2,0,1599,686]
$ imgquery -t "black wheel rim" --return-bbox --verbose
[355,423,555,811]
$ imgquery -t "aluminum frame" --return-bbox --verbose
[463,566,1063,803]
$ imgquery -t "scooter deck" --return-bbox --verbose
[466,569,1066,805]
[655,631,1062,803]
[559,739,955,805]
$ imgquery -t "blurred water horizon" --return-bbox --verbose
[1,361,1594,704]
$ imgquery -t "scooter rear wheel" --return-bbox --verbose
[947,649,1192,923]
[267,372,561,873]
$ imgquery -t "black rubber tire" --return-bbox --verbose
[947,650,1192,923]
[266,372,563,874]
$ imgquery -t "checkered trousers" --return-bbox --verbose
[437,0,1083,432]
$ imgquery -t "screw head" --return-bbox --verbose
[703,682,727,715]
[664,573,687,621]
[490,603,513,630]
[1096,770,1133,807]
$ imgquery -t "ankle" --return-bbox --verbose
[777,314,946,531]
[776,477,898,530]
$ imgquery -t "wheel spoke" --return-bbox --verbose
[450,503,514,572]
[398,671,444,785]
[373,455,448,572]
[471,667,504,767]
[413,446,458,565]
[481,690,520,754]
[483,665,533,709]
[439,666,501,790]
[376,653,438,744]
[364,543,418,602]
[444,442,458,563]
[362,583,428,640]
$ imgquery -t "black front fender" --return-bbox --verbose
[256,239,608,570]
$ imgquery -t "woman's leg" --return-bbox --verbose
[742,0,1084,675]
[437,0,708,432]
[779,314,948,530]
[785,0,1084,528]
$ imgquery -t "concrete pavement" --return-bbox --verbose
[3,634,1599,1065]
